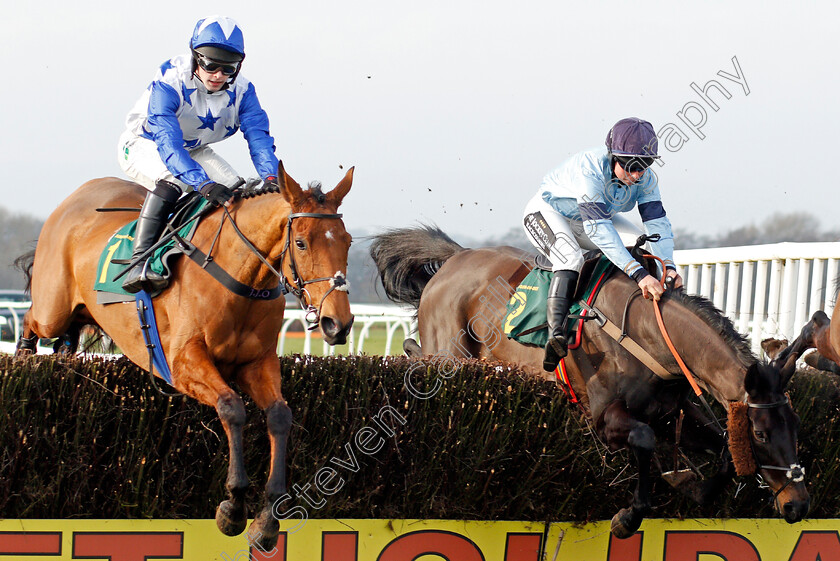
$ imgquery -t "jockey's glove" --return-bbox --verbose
[199,181,235,206]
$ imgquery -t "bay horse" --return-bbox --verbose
[776,296,840,375]
[370,225,809,538]
[15,163,354,550]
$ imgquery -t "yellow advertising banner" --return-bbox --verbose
[1,518,838,560]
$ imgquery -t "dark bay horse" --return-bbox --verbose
[16,164,354,550]
[371,225,809,538]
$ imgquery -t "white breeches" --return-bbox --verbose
[117,131,239,193]
[522,194,641,272]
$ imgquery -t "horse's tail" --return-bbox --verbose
[14,249,36,293]
[369,225,464,308]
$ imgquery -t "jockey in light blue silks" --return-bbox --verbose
[117,15,280,294]
[522,118,684,372]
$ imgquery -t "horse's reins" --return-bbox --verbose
[643,252,805,495]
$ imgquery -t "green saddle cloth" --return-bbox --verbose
[502,256,614,347]
[94,198,209,296]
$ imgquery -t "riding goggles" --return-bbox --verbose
[195,53,240,76]
[615,155,655,173]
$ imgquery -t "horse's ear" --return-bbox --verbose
[326,167,354,207]
[745,362,778,399]
[744,363,761,399]
[276,161,305,206]
[745,362,784,398]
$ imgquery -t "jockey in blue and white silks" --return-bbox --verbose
[120,53,278,190]
[522,117,684,372]
[117,15,280,295]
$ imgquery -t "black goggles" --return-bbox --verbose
[195,53,240,76]
[615,156,655,173]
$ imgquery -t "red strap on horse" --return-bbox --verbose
[554,269,610,405]
[644,254,704,398]
[555,359,579,403]
[568,269,610,351]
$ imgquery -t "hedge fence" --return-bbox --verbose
[1,353,839,521]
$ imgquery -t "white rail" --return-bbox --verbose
[0,302,417,357]
[277,304,416,356]
[3,241,839,358]
[674,242,840,353]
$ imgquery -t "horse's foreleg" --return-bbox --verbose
[173,344,250,536]
[237,355,291,552]
[215,391,250,536]
[247,400,293,552]
[601,400,654,539]
[670,400,735,505]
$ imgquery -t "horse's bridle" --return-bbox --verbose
[212,206,349,328]
[633,248,806,500]
[745,396,806,505]
[278,212,349,328]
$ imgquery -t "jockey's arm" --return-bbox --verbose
[146,81,211,189]
[577,174,653,283]
[637,180,682,289]
[581,214,651,282]
[238,82,280,180]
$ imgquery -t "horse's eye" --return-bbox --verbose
[753,429,768,443]
[295,239,307,251]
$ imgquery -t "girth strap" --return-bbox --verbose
[577,300,678,380]
[135,291,181,397]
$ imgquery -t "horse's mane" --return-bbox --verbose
[308,182,325,203]
[235,180,325,201]
[665,289,756,368]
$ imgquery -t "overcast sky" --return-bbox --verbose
[4,1,838,242]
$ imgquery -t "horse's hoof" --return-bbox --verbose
[662,469,697,490]
[403,338,423,358]
[248,529,279,553]
[610,508,639,539]
[248,510,280,551]
[215,500,247,536]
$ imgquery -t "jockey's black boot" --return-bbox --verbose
[543,269,579,372]
[122,183,179,294]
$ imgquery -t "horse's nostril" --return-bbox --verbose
[783,500,809,523]
[784,502,794,515]
[320,317,338,338]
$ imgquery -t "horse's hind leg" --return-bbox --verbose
[774,311,829,368]
[403,338,423,357]
[601,400,655,539]
[173,343,250,537]
[52,323,82,354]
[804,351,840,374]
[237,355,293,552]
[15,311,39,356]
